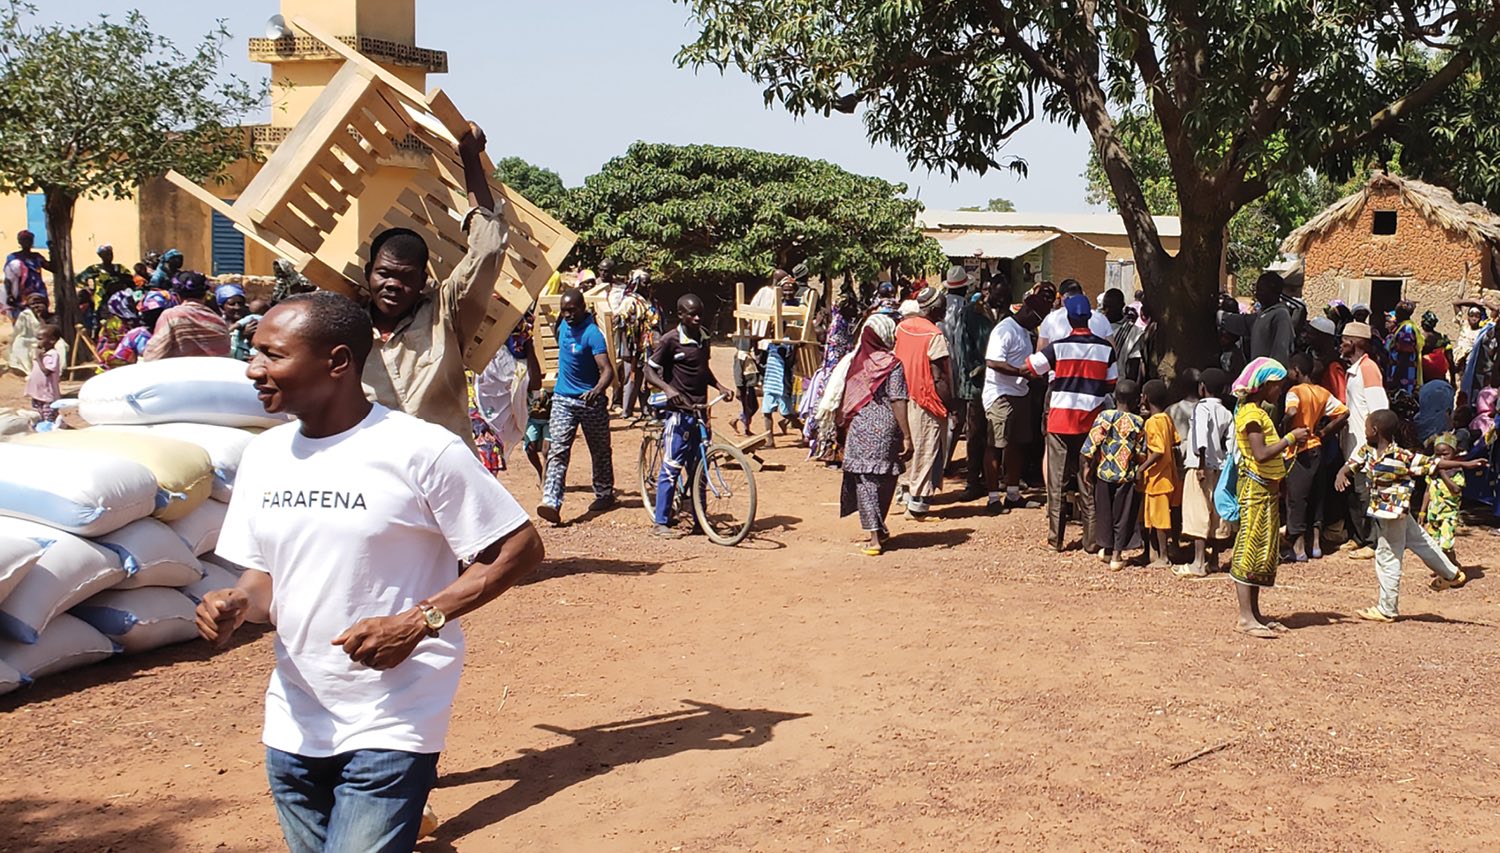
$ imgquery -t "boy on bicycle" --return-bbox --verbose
[644,293,736,538]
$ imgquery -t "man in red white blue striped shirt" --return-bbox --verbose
[1027,293,1119,551]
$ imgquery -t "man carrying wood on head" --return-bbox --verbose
[359,122,507,451]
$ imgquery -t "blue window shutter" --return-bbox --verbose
[211,206,245,275]
[25,193,47,249]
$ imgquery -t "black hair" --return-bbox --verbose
[279,291,374,368]
[1060,279,1083,296]
[1115,378,1142,410]
[1255,272,1284,298]
[1173,367,1201,397]
[1199,367,1229,396]
[1288,352,1315,377]
[366,228,429,279]
[1142,378,1171,410]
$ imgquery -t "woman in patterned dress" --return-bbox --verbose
[1229,358,1309,638]
[802,291,859,461]
[825,314,913,556]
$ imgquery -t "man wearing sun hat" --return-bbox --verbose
[1337,320,1387,558]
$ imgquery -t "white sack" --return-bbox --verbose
[0,529,52,608]
[0,519,126,644]
[78,357,291,429]
[180,559,241,604]
[166,499,227,557]
[97,518,204,589]
[71,587,199,654]
[97,424,253,502]
[0,443,158,537]
[0,614,117,679]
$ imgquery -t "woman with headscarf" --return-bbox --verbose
[1385,299,1423,396]
[141,271,229,360]
[819,314,914,555]
[802,287,860,461]
[1419,310,1455,385]
[1229,357,1309,638]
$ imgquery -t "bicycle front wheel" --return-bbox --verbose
[637,431,666,522]
[692,444,757,546]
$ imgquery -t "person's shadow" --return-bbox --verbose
[425,700,808,846]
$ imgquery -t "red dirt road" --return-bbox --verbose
[2,370,1500,852]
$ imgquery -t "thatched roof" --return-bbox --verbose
[1281,172,1500,256]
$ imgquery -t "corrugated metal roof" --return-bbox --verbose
[917,210,1182,238]
[932,231,1060,259]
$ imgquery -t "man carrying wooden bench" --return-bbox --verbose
[358,122,508,451]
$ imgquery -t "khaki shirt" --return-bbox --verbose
[362,206,508,449]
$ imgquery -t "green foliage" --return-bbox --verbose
[676,0,1500,369]
[0,4,262,338]
[563,142,943,285]
[0,6,262,201]
[959,197,1016,212]
[494,156,569,219]
[1082,108,1346,281]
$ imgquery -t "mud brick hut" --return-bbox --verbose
[1283,172,1500,333]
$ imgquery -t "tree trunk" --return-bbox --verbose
[42,189,80,349]
[1151,212,1228,379]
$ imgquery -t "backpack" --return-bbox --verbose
[1214,446,1241,523]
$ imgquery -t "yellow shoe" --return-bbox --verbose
[1349,546,1376,560]
[420,803,440,838]
[1355,606,1394,623]
[1432,570,1467,591]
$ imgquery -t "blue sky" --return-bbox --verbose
[48,1,1097,212]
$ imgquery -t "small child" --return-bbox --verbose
[1166,368,1200,465]
[25,323,63,426]
[1421,432,1466,568]
[1282,353,1348,561]
[1335,410,1487,622]
[1140,379,1183,567]
[524,388,553,487]
[1176,368,1234,577]
[1081,379,1146,571]
[230,299,269,361]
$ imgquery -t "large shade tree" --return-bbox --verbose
[677,0,1500,373]
[564,142,943,288]
[0,7,261,341]
[494,156,569,220]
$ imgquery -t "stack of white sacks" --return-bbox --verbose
[0,358,289,695]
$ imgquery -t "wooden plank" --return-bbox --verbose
[293,17,433,115]
[362,88,411,142]
[348,110,398,160]
[239,62,375,219]
[287,188,339,234]
[333,130,378,174]
[269,206,326,255]
[298,166,349,214]
[165,170,315,267]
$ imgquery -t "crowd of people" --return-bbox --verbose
[803,265,1498,638]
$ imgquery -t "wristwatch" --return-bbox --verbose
[416,601,446,637]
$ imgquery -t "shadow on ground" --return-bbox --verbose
[423,699,809,848]
[0,793,223,852]
[522,556,669,585]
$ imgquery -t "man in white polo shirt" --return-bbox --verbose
[982,287,1043,513]
[194,292,544,853]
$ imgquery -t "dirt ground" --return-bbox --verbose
[3,355,1500,852]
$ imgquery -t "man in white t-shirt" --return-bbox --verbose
[194,292,544,853]
[982,292,1044,513]
[1036,279,1112,348]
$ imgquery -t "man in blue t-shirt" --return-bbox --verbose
[538,288,616,524]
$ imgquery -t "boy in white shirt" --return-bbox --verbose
[1175,368,1235,577]
[195,292,544,852]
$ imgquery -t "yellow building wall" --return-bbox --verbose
[0,192,142,269]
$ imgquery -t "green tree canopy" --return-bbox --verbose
[677,0,1500,372]
[1082,109,1347,285]
[563,141,942,286]
[494,156,569,219]
[959,197,1016,212]
[0,6,261,339]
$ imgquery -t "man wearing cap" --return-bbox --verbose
[1027,292,1117,551]
[894,286,953,519]
[4,230,49,318]
[142,271,231,360]
[1337,321,1387,559]
[1036,279,1111,350]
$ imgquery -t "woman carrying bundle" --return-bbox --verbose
[817,314,914,556]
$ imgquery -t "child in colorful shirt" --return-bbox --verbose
[1081,379,1146,571]
[1336,410,1486,622]
[1421,432,1466,568]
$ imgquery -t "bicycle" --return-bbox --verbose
[637,393,758,546]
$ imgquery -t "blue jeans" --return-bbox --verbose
[655,411,704,525]
[265,747,439,853]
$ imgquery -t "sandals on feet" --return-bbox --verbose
[1237,623,1278,639]
[1431,570,1467,591]
[1355,607,1394,623]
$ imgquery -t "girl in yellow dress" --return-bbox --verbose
[1140,379,1182,567]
